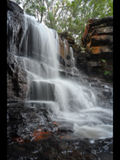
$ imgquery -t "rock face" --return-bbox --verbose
[76,17,113,81]
[7,0,28,101]
[7,53,28,101]
[82,17,113,55]
[58,32,79,76]
[7,0,24,54]
[59,32,80,59]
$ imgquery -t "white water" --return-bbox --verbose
[19,14,113,139]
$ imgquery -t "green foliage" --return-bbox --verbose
[15,0,46,22]
[104,70,112,76]
[15,0,113,44]
[45,0,113,44]
[25,8,35,17]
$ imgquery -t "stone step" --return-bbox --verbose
[28,80,55,101]
[59,69,79,77]
[25,100,57,110]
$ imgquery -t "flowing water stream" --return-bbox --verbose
[16,14,112,140]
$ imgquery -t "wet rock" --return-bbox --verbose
[28,81,55,101]
[59,36,70,59]
[7,102,57,142]
[7,0,24,54]
[59,55,65,66]
[102,90,113,99]
[59,32,80,54]
[87,61,100,67]
[7,100,113,160]
[7,135,113,160]
[7,1,28,101]
[7,0,23,13]
[7,53,28,101]
[58,32,80,77]
[58,123,74,133]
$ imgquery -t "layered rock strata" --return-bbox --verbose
[77,17,113,81]
[82,17,113,55]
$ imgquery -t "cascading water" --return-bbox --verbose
[18,14,112,139]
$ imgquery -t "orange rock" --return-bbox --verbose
[91,35,111,41]
[90,46,101,54]
[32,130,51,141]
[86,41,91,48]
[82,17,113,55]
[90,46,112,54]
[59,37,70,59]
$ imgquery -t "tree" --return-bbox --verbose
[15,0,113,44]
[15,0,46,22]
[44,0,113,44]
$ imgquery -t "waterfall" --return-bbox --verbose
[18,14,112,139]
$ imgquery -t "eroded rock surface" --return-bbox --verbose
[76,17,113,81]
[7,0,24,54]
[7,1,28,101]
[82,17,113,55]
[7,100,113,160]
[7,53,28,101]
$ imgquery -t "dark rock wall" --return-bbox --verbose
[7,1,28,101]
[7,0,24,54]
[58,32,80,74]
[58,33,75,72]
[59,32,80,59]
[7,53,28,101]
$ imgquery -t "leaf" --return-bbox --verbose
[101,59,106,63]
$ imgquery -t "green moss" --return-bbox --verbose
[104,70,112,76]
